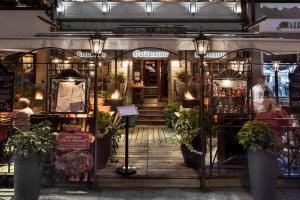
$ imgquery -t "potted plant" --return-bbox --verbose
[174,109,211,168]
[96,111,122,168]
[237,120,278,200]
[164,102,180,128]
[176,70,191,84]
[6,121,56,200]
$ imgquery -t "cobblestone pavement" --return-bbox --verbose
[36,188,300,200]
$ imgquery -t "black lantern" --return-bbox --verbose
[194,34,210,57]
[89,35,105,55]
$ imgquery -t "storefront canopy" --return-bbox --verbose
[1,37,300,53]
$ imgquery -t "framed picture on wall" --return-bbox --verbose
[50,78,88,113]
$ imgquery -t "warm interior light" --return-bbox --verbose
[111,90,121,99]
[171,60,180,68]
[184,91,195,100]
[89,71,95,77]
[35,91,43,100]
[122,60,130,68]
[22,55,33,63]
[52,58,60,63]
[230,60,244,71]
[220,79,234,88]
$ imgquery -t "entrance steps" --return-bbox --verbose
[136,105,166,125]
[144,86,159,98]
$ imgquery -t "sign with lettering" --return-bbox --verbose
[289,66,300,114]
[57,133,91,149]
[195,52,226,59]
[260,19,300,33]
[117,105,139,117]
[132,50,169,58]
[75,51,107,58]
[0,65,15,112]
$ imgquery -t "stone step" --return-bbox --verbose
[138,115,165,120]
[136,119,166,125]
[138,112,165,116]
[144,95,159,98]
[138,106,165,111]
[144,92,159,95]
[138,110,164,115]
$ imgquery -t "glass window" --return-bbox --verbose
[263,63,297,105]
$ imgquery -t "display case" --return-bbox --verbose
[210,69,248,115]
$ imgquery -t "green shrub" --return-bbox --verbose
[237,120,276,152]
[6,121,56,160]
[96,111,112,138]
[176,70,191,83]
[174,109,211,154]
[164,102,180,128]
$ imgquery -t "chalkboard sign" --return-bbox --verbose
[0,65,15,112]
[289,65,300,114]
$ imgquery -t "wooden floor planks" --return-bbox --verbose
[97,125,198,180]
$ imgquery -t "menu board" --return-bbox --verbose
[0,65,15,112]
[289,66,300,114]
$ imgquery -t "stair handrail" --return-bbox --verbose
[174,80,180,102]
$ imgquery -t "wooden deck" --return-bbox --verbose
[95,125,300,187]
[96,126,202,187]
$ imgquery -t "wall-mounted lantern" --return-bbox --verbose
[101,0,109,14]
[145,0,153,15]
[190,0,197,15]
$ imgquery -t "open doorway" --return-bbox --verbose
[142,60,168,103]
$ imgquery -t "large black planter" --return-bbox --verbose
[247,149,277,200]
[180,144,201,169]
[14,154,43,200]
[96,136,112,169]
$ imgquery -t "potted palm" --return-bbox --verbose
[174,109,211,168]
[237,120,278,200]
[96,111,122,168]
[6,121,56,200]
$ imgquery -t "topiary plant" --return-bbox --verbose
[164,102,180,128]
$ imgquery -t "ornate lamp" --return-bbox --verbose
[193,33,210,189]
[194,34,210,57]
[89,35,105,55]
[272,60,280,102]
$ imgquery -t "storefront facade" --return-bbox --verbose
[1,0,300,188]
